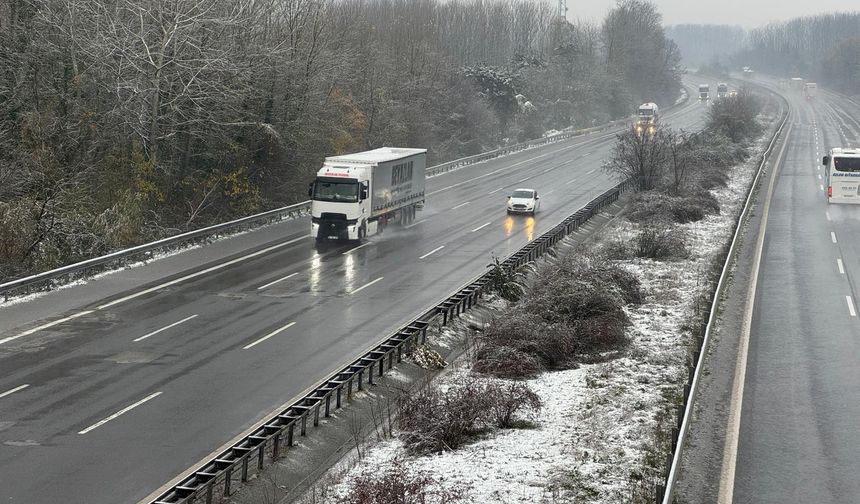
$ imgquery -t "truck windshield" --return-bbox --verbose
[313,179,359,202]
[834,157,860,172]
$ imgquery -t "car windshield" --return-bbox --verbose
[313,179,359,202]
[511,190,534,199]
[834,157,860,172]
[638,109,653,116]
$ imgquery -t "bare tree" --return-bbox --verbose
[603,127,671,191]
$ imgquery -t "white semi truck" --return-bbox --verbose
[717,83,729,98]
[804,82,818,100]
[698,84,710,100]
[635,102,659,135]
[309,147,427,241]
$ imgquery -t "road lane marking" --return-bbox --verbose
[404,219,427,229]
[818,174,822,180]
[133,315,198,342]
[0,310,95,347]
[349,277,384,295]
[820,184,824,191]
[451,201,471,210]
[243,321,296,350]
[832,231,838,243]
[78,392,162,435]
[826,210,831,221]
[488,187,505,194]
[848,296,857,317]
[419,246,445,260]
[257,272,299,290]
[0,384,29,399]
[471,222,492,232]
[518,176,530,182]
[98,235,311,310]
[341,242,371,255]
[544,190,555,196]
[838,258,845,274]
[565,178,578,185]
[586,169,597,175]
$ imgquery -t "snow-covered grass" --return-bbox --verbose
[309,130,770,504]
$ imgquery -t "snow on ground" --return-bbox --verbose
[317,134,768,503]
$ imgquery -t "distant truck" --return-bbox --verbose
[804,82,818,100]
[717,83,729,98]
[789,77,804,91]
[635,102,659,135]
[698,84,710,100]
[309,147,427,241]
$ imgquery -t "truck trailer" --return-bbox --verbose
[804,82,818,100]
[309,147,427,241]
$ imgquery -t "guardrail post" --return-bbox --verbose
[325,394,331,417]
[287,423,294,446]
[241,456,249,482]
[314,403,320,427]
[258,444,265,470]
[300,413,307,436]
[224,466,232,495]
[273,432,281,459]
[205,481,214,504]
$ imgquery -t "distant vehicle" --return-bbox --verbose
[804,82,817,100]
[309,147,427,241]
[698,84,710,100]
[717,83,729,98]
[823,148,860,204]
[742,66,755,78]
[635,102,659,135]
[789,77,804,90]
[728,90,739,98]
[507,188,540,215]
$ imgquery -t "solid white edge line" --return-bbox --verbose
[133,314,198,343]
[404,219,427,229]
[848,296,857,317]
[97,235,310,310]
[838,258,845,274]
[0,310,95,346]
[471,222,492,233]
[451,201,471,210]
[349,276,384,295]
[257,272,299,290]
[832,231,838,243]
[78,391,163,435]
[418,246,445,260]
[341,242,371,255]
[0,384,29,399]
[243,321,297,350]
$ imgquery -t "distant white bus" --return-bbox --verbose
[824,148,860,204]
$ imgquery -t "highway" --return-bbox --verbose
[0,90,708,504]
[729,84,860,502]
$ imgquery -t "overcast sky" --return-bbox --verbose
[566,0,858,28]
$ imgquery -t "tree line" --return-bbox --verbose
[0,0,681,281]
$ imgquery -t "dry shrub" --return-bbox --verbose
[635,225,688,260]
[627,190,719,224]
[341,461,468,504]
[398,378,541,454]
[473,345,543,378]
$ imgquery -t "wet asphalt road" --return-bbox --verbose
[733,86,860,503]
[0,93,708,504]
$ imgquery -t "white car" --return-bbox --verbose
[507,188,540,215]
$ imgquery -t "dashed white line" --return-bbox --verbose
[0,384,29,400]
[818,174,822,180]
[838,258,845,274]
[821,184,825,191]
[544,190,555,196]
[98,235,311,310]
[404,219,427,229]
[78,392,163,435]
[826,211,831,222]
[342,242,371,255]
[471,222,492,232]
[832,231,838,243]
[0,310,95,346]
[451,201,471,210]
[243,321,296,350]
[133,314,198,342]
[349,276,384,295]
[419,246,445,260]
[518,176,530,182]
[586,169,597,175]
[257,272,299,290]
[488,187,506,194]
[565,178,578,185]
[847,296,857,317]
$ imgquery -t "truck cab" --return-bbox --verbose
[804,82,817,100]
[698,84,710,101]
[635,102,659,135]
[717,83,728,98]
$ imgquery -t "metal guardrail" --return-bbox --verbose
[0,202,313,300]
[658,87,791,503]
[149,179,634,504]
